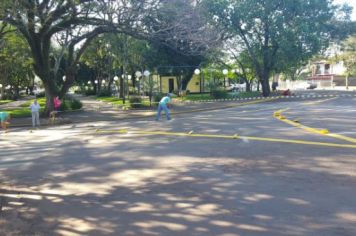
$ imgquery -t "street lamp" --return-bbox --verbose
[194,69,202,93]
[94,80,98,94]
[144,70,150,77]
[143,70,152,105]
[223,69,228,88]
[135,71,142,94]
[62,76,66,82]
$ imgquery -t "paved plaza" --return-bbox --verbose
[1,92,356,235]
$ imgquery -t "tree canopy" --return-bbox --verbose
[203,0,352,96]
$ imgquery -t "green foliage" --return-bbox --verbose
[84,89,97,96]
[210,89,228,99]
[97,89,112,97]
[96,96,124,105]
[0,27,33,93]
[129,96,143,108]
[340,35,356,76]
[19,98,46,107]
[153,93,165,103]
[0,100,13,105]
[69,98,83,110]
[59,98,82,111]
[204,0,347,96]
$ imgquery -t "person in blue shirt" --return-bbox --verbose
[156,93,172,121]
[0,111,10,132]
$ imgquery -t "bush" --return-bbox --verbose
[70,98,83,110]
[97,89,112,97]
[59,98,83,111]
[1,94,18,100]
[153,92,165,103]
[211,89,229,99]
[84,89,96,96]
[59,100,70,111]
[129,96,143,108]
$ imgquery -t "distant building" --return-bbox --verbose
[308,43,356,88]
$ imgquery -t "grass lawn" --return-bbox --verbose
[96,97,127,105]
[97,96,154,108]
[0,100,14,105]
[4,97,81,118]
[19,98,47,107]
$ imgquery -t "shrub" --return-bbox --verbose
[84,89,96,96]
[59,100,70,111]
[153,92,164,103]
[129,96,143,108]
[70,98,83,110]
[97,89,112,97]
[211,89,228,99]
[59,98,82,111]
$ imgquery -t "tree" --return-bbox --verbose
[340,35,356,89]
[204,0,349,96]
[0,30,33,99]
[142,0,222,93]
[1,0,163,112]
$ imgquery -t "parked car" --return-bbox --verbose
[227,83,246,92]
[307,83,317,89]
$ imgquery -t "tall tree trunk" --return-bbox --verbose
[261,78,270,97]
[43,82,56,115]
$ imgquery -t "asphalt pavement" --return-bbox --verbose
[1,91,356,236]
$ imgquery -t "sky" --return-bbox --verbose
[334,0,356,20]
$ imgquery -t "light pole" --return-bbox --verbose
[194,68,202,93]
[113,76,119,97]
[135,71,142,95]
[223,69,228,88]
[144,70,151,106]
[94,80,98,94]
[102,79,106,92]
[127,75,132,98]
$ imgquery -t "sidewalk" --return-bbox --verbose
[0,96,35,109]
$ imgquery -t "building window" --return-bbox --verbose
[325,64,330,74]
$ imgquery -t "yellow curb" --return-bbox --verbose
[274,108,356,144]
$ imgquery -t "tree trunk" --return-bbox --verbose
[261,78,270,97]
[43,83,56,115]
[241,77,251,92]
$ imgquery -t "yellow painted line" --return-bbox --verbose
[274,108,356,144]
[95,129,356,149]
[325,133,356,144]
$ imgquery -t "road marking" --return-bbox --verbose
[95,129,356,149]
[302,97,338,105]
[274,108,356,144]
